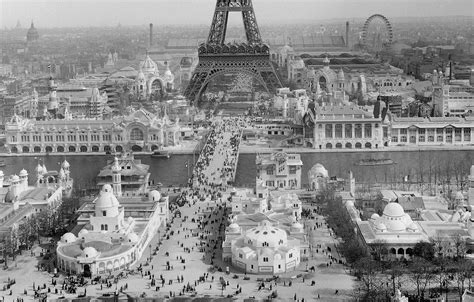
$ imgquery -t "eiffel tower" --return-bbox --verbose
[184,0,282,105]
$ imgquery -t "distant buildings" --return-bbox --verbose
[5,107,182,154]
[26,22,39,43]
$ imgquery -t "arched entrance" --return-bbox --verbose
[92,145,99,152]
[11,146,18,153]
[57,146,64,152]
[83,264,91,278]
[365,142,372,149]
[45,146,53,153]
[335,143,342,149]
[131,145,143,152]
[34,146,41,153]
[69,146,76,152]
[104,145,111,153]
[355,142,362,149]
[116,145,123,153]
[151,145,159,151]
[319,76,327,90]
[345,142,352,149]
[22,146,30,153]
[80,146,87,152]
[130,128,144,141]
[325,143,332,149]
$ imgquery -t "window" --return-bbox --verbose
[419,136,425,142]
[266,168,274,175]
[455,129,462,142]
[325,124,333,138]
[355,124,362,138]
[345,124,352,138]
[464,128,471,141]
[289,253,293,258]
[335,124,342,138]
[239,253,243,259]
[400,136,407,142]
[289,166,297,175]
[437,135,443,142]
[400,129,407,135]
[103,210,106,216]
[130,128,144,140]
[263,257,269,262]
[364,124,372,138]
[410,136,416,143]
[103,134,111,141]
[391,136,398,143]
[278,264,281,269]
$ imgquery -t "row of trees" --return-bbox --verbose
[353,255,473,301]
[318,189,473,301]
[1,197,80,267]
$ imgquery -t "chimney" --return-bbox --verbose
[345,21,350,48]
[149,23,153,48]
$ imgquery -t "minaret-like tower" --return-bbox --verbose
[19,169,28,191]
[111,157,122,197]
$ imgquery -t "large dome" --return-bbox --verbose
[95,184,119,209]
[244,221,287,248]
[27,22,39,42]
[383,202,405,218]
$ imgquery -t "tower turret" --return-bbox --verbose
[111,157,122,197]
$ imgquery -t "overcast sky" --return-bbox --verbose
[1,0,472,28]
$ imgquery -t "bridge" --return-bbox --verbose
[191,118,243,188]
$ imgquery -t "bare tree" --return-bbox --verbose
[453,260,473,299]
[409,257,435,301]
[370,239,388,262]
[353,256,382,301]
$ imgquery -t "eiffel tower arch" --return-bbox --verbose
[184,0,282,105]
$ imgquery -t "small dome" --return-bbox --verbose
[376,222,387,232]
[140,55,158,74]
[245,221,288,248]
[82,247,98,258]
[126,232,139,243]
[149,190,161,202]
[19,169,28,177]
[62,160,70,169]
[61,233,77,243]
[78,229,89,238]
[136,70,146,81]
[370,213,380,220]
[11,175,20,182]
[309,163,328,178]
[383,202,405,218]
[95,185,119,209]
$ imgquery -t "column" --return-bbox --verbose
[352,124,355,140]
[443,129,446,143]
[461,127,464,144]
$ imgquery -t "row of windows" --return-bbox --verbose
[324,124,373,139]
[394,128,471,136]
[392,134,471,143]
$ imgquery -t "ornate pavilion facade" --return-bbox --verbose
[4,108,181,154]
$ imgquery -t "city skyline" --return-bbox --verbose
[1,0,473,28]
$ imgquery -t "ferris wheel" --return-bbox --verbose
[361,14,393,52]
